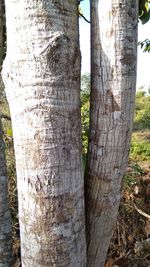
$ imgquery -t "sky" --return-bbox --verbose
[79,0,150,91]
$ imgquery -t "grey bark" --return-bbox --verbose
[0,0,3,65]
[2,0,86,266]
[85,1,138,266]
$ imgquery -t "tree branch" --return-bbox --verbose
[79,12,90,24]
[0,113,11,121]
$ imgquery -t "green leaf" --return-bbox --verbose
[145,2,149,11]
[139,0,150,24]
[140,10,150,24]
[6,128,13,137]
[138,39,150,52]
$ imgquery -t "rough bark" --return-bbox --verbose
[85,1,138,266]
[0,0,13,266]
[2,1,86,266]
[0,0,3,66]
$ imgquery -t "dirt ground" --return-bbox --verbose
[105,161,150,267]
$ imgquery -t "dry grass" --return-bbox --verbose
[106,162,150,266]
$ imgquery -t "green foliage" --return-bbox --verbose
[6,128,13,138]
[124,172,137,187]
[139,0,150,24]
[123,163,144,188]
[134,90,150,130]
[0,80,12,142]
[130,162,145,175]
[138,1,150,52]
[138,39,150,52]
[130,136,150,161]
[81,73,90,155]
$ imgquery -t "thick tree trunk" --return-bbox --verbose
[2,1,86,266]
[0,0,13,266]
[85,1,138,266]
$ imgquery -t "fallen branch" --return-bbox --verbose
[123,203,150,220]
[134,204,150,220]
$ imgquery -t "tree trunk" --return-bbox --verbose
[85,1,138,266]
[0,0,13,265]
[2,1,86,266]
[0,0,4,67]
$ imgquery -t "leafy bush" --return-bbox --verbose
[134,90,150,130]
[130,138,150,161]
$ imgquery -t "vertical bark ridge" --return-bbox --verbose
[85,1,138,266]
[2,1,86,266]
[0,0,3,67]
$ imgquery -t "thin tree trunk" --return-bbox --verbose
[0,0,4,67]
[0,0,13,265]
[2,1,86,266]
[85,1,138,266]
